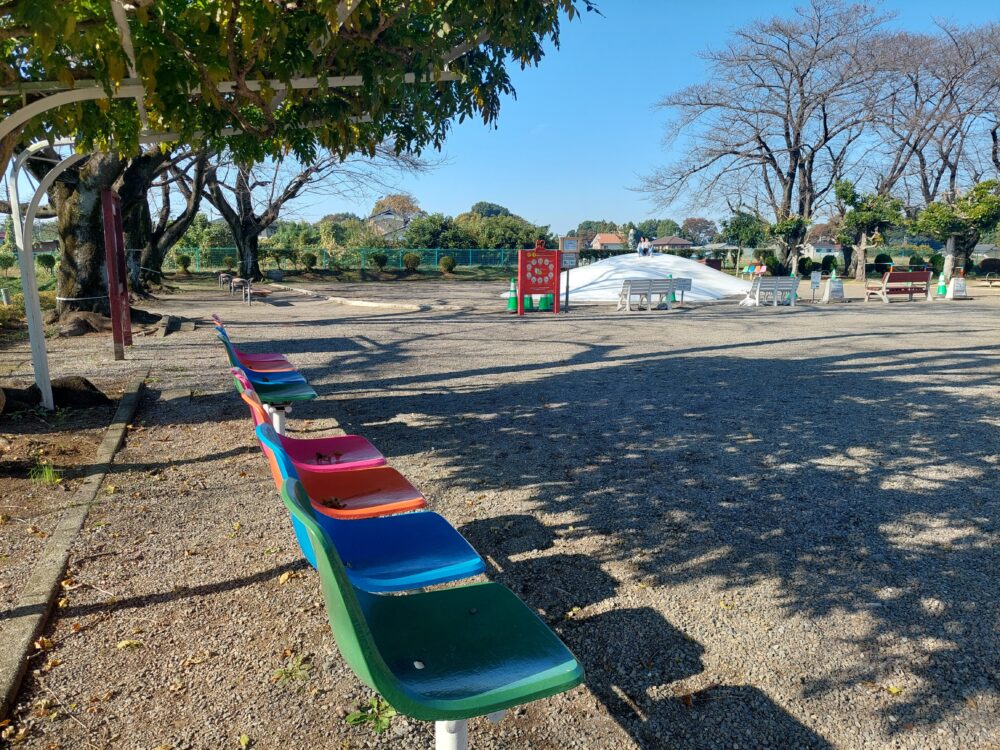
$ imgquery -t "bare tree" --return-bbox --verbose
[644,1,891,271]
[178,145,428,279]
[119,148,209,289]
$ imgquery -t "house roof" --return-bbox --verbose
[591,232,624,245]
[650,235,692,247]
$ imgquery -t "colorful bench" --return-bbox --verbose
[256,423,485,589]
[278,476,584,748]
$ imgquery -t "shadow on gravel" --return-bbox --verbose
[348,336,999,738]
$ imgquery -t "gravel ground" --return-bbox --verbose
[2,280,998,749]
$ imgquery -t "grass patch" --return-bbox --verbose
[29,460,62,486]
[271,654,311,685]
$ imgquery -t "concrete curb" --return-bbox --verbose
[0,372,147,719]
[268,283,462,312]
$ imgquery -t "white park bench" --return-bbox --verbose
[984,272,1000,287]
[740,276,799,307]
[616,278,692,312]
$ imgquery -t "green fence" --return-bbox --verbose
[358,248,517,269]
[159,246,519,272]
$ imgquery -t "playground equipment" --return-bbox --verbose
[279,477,584,748]
[256,424,485,588]
[216,312,585,748]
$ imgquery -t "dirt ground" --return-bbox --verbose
[1,279,998,750]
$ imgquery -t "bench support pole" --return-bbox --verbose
[271,406,288,435]
[435,720,468,750]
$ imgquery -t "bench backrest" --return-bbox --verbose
[882,270,931,284]
[756,277,798,289]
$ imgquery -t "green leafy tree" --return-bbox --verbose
[470,201,511,218]
[4,0,593,307]
[834,180,904,280]
[575,220,618,237]
[721,212,768,267]
[635,219,681,240]
[768,216,809,275]
[0,253,15,277]
[914,181,1000,280]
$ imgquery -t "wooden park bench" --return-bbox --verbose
[864,270,932,303]
[616,278,692,312]
[741,276,799,307]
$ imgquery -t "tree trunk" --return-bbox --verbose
[851,233,869,281]
[942,235,956,282]
[53,153,126,316]
[118,151,167,290]
[236,227,263,279]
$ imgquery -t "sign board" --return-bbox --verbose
[822,277,844,303]
[559,237,579,252]
[561,253,578,269]
[810,271,822,290]
[946,276,968,300]
[517,242,561,315]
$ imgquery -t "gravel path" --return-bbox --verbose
[2,282,998,749]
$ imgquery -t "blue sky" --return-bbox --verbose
[293,0,994,234]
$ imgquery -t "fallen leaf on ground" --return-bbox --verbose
[279,571,303,585]
[116,639,143,650]
[886,685,904,696]
[239,734,251,748]
[57,597,69,609]
[34,637,54,651]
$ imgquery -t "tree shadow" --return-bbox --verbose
[338,338,1000,736]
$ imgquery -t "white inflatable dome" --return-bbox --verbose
[563,253,749,302]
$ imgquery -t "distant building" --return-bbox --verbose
[590,232,625,250]
[367,208,423,241]
[804,238,843,262]
[972,243,999,260]
[649,235,693,252]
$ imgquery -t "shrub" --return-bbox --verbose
[439,255,457,273]
[302,252,317,272]
[37,290,56,310]
[369,252,389,271]
[36,254,56,275]
[402,252,421,271]
[222,256,236,272]
[908,255,926,268]
[176,253,192,273]
[763,254,780,276]
[928,253,945,274]
[272,247,298,270]
[873,252,893,274]
[797,257,814,276]
[821,254,839,273]
[0,292,24,328]
[0,253,16,276]
[978,258,1000,275]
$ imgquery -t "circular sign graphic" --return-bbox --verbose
[525,256,555,285]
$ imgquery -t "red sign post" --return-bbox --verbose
[101,189,133,360]
[516,241,561,316]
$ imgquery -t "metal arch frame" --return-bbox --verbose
[6,143,85,410]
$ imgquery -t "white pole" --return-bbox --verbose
[435,720,468,750]
[271,407,288,435]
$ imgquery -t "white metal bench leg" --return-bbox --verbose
[271,406,289,435]
[436,720,468,750]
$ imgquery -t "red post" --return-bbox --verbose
[101,189,132,360]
